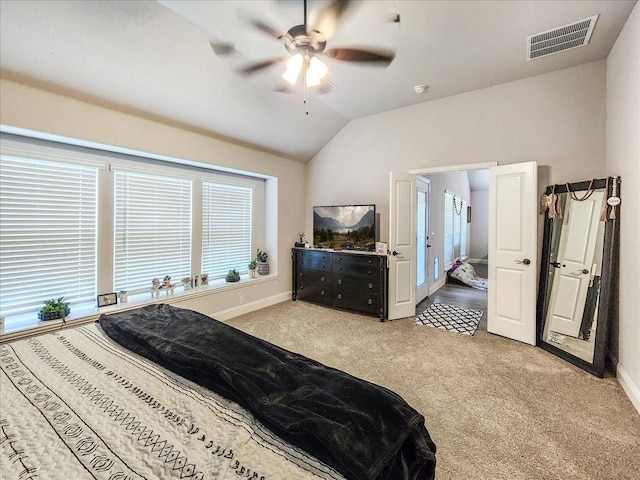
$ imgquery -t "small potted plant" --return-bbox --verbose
[248,259,257,278]
[182,276,192,290]
[38,297,70,322]
[225,269,240,282]
[256,249,269,275]
[119,290,128,303]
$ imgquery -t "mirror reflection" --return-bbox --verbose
[537,176,620,377]
[541,190,606,363]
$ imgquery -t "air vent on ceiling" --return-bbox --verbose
[527,15,598,61]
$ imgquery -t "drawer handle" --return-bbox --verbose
[367,298,373,305]
[338,278,342,285]
[368,283,373,289]
[337,267,342,271]
[321,290,325,296]
[337,293,342,300]
[321,276,325,282]
[368,270,372,274]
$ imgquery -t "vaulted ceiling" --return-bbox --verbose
[0,0,636,162]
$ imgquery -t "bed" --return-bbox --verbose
[0,304,436,480]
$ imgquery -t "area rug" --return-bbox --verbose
[415,303,483,336]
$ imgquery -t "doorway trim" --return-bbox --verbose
[409,161,497,176]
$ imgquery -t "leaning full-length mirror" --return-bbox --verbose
[537,177,620,377]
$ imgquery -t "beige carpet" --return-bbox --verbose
[227,301,640,480]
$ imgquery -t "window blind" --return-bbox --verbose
[460,200,468,258]
[453,196,462,260]
[0,156,98,316]
[114,170,192,292]
[202,182,252,279]
[444,191,454,265]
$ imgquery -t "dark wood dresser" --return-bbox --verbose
[291,248,388,320]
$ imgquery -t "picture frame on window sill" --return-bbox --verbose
[97,292,118,308]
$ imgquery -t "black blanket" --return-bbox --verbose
[99,304,436,480]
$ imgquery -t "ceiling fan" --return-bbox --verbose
[214,0,397,95]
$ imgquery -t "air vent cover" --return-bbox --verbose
[527,15,598,60]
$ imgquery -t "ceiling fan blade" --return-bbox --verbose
[274,83,294,94]
[311,0,355,41]
[238,56,288,76]
[209,41,235,57]
[249,17,286,41]
[325,48,395,66]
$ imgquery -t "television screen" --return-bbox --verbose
[313,204,376,250]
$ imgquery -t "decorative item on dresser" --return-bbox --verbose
[292,248,388,321]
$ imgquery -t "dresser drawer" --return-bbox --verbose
[297,282,332,305]
[334,274,380,292]
[332,257,381,277]
[297,250,332,271]
[297,268,331,287]
[333,290,381,315]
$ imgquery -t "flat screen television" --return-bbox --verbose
[313,204,376,251]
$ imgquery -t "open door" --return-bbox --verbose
[388,171,417,320]
[488,161,538,345]
[546,191,605,337]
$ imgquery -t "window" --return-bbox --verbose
[202,182,252,278]
[0,133,268,322]
[444,191,454,265]
[0,155,98,316]
[114,169,192,293]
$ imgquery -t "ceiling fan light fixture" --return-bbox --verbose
[283,53,303,85]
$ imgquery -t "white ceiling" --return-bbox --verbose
[0,0,636,162]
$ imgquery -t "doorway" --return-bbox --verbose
[415,169,489,329]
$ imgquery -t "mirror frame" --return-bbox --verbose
[536,177,620,377]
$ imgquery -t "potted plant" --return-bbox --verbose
[256,248,269,275]
[225,269,241,282]
[248,260,258,278]
[38,297,70,322]
[119,290,128,303]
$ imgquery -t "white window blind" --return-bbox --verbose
[114,170,192,292]
[0,155,98,316]
[444,191,454,266]
[453,196,462,259]
[460,200,468,258]
[202,182,252,279]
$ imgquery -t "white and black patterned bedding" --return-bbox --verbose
[0,323,345,480]
[1,304,437,480]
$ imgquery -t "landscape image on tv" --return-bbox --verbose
[313,204,376,250]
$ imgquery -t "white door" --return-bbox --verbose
[547,191,605,337]
[388,171,417,320]
[416,177,430,303]
[488,161,538,345]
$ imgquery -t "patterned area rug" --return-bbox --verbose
[415,303,483,336]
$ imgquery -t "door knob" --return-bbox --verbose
[581,269,589,274]
[515,258,531,265]
[550,261,566,268]
[392,251,399,256]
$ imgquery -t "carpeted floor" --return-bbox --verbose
[228,300,640,480]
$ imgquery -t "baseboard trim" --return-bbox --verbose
[617,364,640,415]
[212,291,291,321]
[429,278,446,296]
[468,258,488,265]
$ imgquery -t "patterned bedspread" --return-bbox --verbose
[0,324,345,480]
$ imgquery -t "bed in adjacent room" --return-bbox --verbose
[0,304,436,480]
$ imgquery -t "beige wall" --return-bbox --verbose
[306,59,640,411]
[0,78,306,319]
[307,61,607,241]
[606,2,640,413]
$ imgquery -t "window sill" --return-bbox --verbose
[0,273,276,343]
